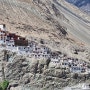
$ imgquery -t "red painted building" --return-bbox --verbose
[0,24,28,46]
[7,33,28,46]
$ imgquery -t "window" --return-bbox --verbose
[8,45,11,46]
[45,55,47,57]
[29,45,31,47]
[65,63,67,65]
[1,37,2,40]
[56,57,58,59]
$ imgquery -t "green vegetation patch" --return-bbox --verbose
[0,80,9,90]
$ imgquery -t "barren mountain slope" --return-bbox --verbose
[0,0,90,45]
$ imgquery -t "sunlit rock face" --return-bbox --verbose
[66,0,90,14]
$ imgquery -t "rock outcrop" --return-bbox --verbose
[2,51,89,90]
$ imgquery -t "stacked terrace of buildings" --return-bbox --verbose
[0,24,28,49]
[59,57,89,73]
[0,24,51,59]
[0,24,90,74]
[0,24,7,45]
[18,41,51,59]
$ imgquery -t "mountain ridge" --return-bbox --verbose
[66,0,90,14]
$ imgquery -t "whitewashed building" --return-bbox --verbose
[0,24,6,31]
[70,65,85,73]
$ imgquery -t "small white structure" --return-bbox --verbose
[70,65,85,73]
[51,57,60,63]
[0,24,6,31]
[81,83,90,90]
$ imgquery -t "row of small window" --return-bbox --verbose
[8,45,15,47]
[62,63,68,65]
[31,54,50,58]
[0,37,6,40]
[72,67,85,70]
[19,47,49,53]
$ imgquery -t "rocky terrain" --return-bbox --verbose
[0,50,88,90]
[0,0,90,90]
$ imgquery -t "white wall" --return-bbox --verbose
[0,25,5,31]
[51,58,59,62]
[6,41,14,46]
